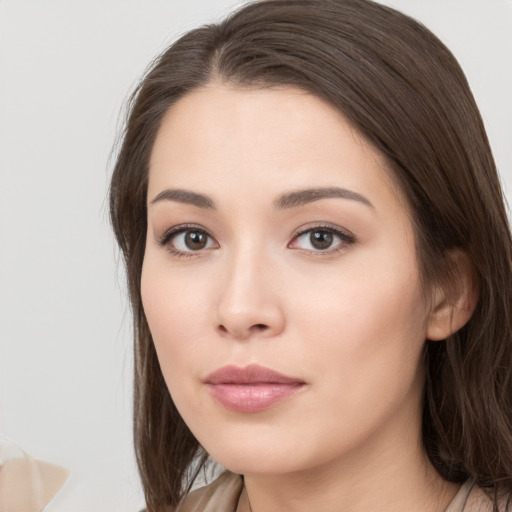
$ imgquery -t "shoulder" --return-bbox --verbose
[175,471,244,512]
[464,484,510,512]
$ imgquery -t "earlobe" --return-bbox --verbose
[426,251,479,341]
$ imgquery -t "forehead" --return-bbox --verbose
[148,84,402,210]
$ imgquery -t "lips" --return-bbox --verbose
[204,364,306,413]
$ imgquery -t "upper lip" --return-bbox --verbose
[204,364,304,385]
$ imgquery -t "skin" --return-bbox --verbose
[141,84,461,511]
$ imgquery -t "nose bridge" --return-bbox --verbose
[215,239,284,339]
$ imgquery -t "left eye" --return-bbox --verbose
[290,227,354,252]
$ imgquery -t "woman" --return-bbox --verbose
[109,0,512,510]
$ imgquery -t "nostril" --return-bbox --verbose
[216,321,273,338]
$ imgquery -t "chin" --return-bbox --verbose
[205,441,277,474]
[200,431,327,477]
[214,452,301,476]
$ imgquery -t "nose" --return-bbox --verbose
[214,249,285,341]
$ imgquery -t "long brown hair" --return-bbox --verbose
[109,0,512,509]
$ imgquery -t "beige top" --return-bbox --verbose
[176,471,499,512]
[0,455,68,512]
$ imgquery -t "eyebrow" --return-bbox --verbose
[274,187,374,210]
[149,186,373,210]
[150,188,215,209]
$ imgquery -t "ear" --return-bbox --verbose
[426,250,479,341]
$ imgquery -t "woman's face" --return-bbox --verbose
[142,84,433,476]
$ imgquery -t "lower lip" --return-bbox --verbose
[207,383,305,413]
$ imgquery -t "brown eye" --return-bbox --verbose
[289,225,355,253]
[161,227,218,255]
[185,231,208,250]
[310,230,333,250]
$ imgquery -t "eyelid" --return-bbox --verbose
[288,223,356,253]
[157,224,219,257]
[156,222,355,257]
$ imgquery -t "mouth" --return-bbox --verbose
[203,364,306,413]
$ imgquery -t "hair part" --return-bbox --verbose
[109,1,512,509]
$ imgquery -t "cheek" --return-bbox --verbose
[140,254,211,379]
[295,248,425,344]
[281,265,427,460]
[292,248,428,400]
[141,260,216,425]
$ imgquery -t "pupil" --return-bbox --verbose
[185,231,207,250]
[310,231,333,250]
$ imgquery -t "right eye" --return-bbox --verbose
[159,227,218,256]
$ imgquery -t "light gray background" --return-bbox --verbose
[1,1,510,510]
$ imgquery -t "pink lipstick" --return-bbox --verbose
[204,364,305,413]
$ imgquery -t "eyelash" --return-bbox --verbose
[157,224,215,258]
[157,223,356,258]
[289,223,356,255]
